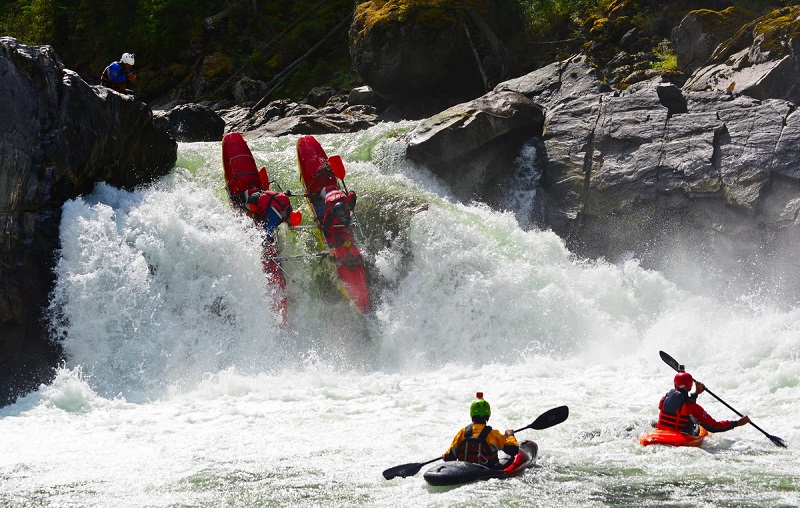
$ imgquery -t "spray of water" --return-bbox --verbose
[0,123,794,507]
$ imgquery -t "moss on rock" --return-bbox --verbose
[352,0,490,47]
[712,5,800,65]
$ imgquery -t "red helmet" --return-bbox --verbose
[674,372,693,391]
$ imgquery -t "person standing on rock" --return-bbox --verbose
[101,53,137,93]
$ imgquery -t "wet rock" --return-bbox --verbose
[154,103,225,142]
[0,37,177,406]
[406,90,544,203]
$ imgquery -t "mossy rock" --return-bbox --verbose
[689,6,758,43]
[349,0,526,102]
[711,6,800,65]
[201,53,234,80]
[351,0,489,46]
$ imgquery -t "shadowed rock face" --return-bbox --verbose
[0,37,177,406]
[349,0,525,104]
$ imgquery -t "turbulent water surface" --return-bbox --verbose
[1,123,798,507]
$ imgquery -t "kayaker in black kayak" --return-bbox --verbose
[658,371,750,434]
[442,392,519,469]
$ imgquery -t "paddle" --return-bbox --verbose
[283,190,311,198]
[382,405,569,480]
[267,251,329,261]
[659,351,786,448]
[329,155,346,181]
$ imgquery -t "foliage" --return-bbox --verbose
[2,0,796,103]
[518,0,613,40]
[650,40,677,71]
[1,0,355,101]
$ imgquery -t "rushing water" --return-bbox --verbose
[1,123,798,507]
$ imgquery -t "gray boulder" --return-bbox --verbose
[233,76,268,105]
[247,112,377,138]
[539,79,800,282]
[409,51,800,296]
[349,0,525,102]
[348,85,390,111]
[306,86,338,108]
[494,54,607,111]
[406,90,544,204]
[672,7,757,75]
[684,6,800,104]
[153,103,225,142]
[0,37,177,406]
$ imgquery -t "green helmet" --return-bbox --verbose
[470,392,491,417]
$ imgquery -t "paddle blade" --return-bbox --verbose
[525,405,569,431]
[659,351,682,372]
[289,210,302,227]
[259,167,270,190]
[329,155,346,180]
[767,433,787,448]
[382,462,424,480]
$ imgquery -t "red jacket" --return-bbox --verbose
[251,190,291,220]
[320,190,356,240]
[657,389,737,434]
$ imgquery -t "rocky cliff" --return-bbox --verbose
[404,6,800,299]
[0,37,177,406]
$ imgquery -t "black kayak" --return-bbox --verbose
[422,440,538,486]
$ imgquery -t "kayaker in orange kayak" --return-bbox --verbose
[658,371,750,435]
[442,392,519,469]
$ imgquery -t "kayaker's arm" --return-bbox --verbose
[687,402,742,433]
[689,383,750,432]
[501,430,519,456]
[442,428,465,461]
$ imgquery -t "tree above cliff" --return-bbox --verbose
[1,0,794,106]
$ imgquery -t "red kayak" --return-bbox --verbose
[639,427,709,447]
[295,135,371,314]
[222,132,287,324]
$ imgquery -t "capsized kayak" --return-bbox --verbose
[639,426,709,447]
[422,440,538,487]
[295,135,370,314]
[222,132,287,324]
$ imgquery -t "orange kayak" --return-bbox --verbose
[639,427,709,447]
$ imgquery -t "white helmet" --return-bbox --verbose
[121,53,135,65]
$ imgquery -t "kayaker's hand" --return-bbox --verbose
[738,416,750,427]
[504,429,515,437]
[694,381,705,395]
[328,248,336,258]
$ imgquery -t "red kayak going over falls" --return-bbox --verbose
[295,135,371,314]
[222,132,292,325]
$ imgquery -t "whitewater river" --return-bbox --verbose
[1,123,798,507]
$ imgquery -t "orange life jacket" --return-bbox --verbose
[454,424,498,465]
[657,390,698,434]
